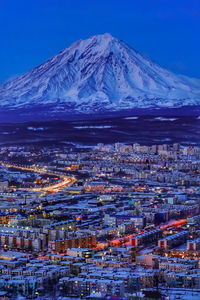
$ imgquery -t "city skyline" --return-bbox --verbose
[0,2,200,298]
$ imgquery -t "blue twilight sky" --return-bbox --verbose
[0,0,200,83]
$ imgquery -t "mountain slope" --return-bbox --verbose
[0,33,200,118]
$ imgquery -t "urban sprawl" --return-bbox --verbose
[0,142,200,299]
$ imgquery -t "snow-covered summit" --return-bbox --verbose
[0,33,200,115]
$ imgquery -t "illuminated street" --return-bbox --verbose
[1,162,76,192]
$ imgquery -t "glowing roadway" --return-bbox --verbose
[1,162,76,192]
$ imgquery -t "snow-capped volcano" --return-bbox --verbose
[0,33,200,120]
